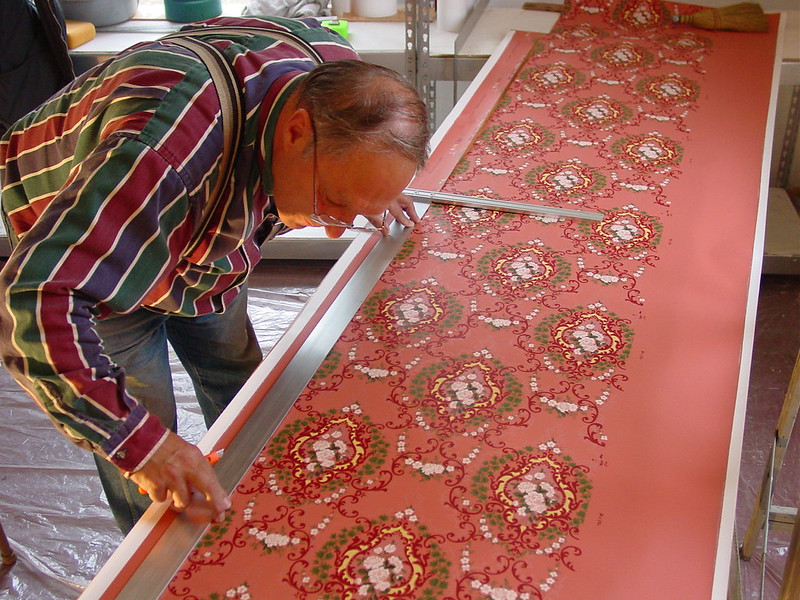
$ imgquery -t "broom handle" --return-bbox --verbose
[521,2,564,12]
[403,188,604,221]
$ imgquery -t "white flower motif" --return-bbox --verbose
[418,462,446,476]
[396,296,433,326]
[658,80,685,98]
[360,545,406,595]
[490,588,519,600]
[552,400,579,414]
[586,104,611,120]
[553,170,580,190]
[542,68,567,84]
[363,555,384,569]
[609,219,641,242]
[445,373,486,413]
[514,471,560,518]
[509,258,542,281]
[461,207,483,221]
[570,323,607,355]
[265,533,290,547]
[504,126,534,147]
[224,584,251,599]
[308,434,349,471]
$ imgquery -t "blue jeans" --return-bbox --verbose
[92,287,262,534]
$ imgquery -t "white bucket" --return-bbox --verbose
[437,0,472,32]
[351,0,396,18]
[331,0,351,15]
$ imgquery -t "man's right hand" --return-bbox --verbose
[126,431,231,522]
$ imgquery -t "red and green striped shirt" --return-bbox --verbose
[0,16,357,472]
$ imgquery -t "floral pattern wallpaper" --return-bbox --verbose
[159,1,779,598]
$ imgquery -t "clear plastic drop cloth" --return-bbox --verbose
[0,259,333,600]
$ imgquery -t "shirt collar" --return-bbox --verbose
[259,72,306,196]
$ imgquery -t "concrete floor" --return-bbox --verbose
[0,263,798,600]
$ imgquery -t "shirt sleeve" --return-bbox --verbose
[0,133,197,472]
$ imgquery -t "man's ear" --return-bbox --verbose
[282,107,313,152]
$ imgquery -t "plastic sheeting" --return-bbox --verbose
[0,259,333,600]
[241,0,329,18]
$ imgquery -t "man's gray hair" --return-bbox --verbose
[296,60,430,169]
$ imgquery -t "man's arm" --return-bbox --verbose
[0,135,229,518]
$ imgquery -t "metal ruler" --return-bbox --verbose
[404,188,604,221]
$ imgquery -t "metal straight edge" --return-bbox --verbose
[403,187,605,221]
[109,221,415,600]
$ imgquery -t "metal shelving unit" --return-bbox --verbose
[404,0,491,124]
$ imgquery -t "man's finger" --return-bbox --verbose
[181,489,230,524]
[399,198,421,223]
[186,465,231,516]
[169,478,193,511]
[391,195,421,225]
[390,208,414,227]
[146,483,168,503]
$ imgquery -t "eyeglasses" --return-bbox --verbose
[308,121,388,234]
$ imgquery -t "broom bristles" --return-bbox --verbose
[675,2,769,32]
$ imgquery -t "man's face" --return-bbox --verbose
[273,142,417,239]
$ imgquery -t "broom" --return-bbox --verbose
[672,2,769,32]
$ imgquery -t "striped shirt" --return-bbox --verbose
[0,16,358,472]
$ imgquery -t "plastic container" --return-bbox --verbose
[351,0,396,18]
[320,18,349,39]
[61,0,139,27]
[164,0,222,22]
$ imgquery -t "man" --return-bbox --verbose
[0,15,429,533]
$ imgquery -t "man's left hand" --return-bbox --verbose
[368,193,421,233]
